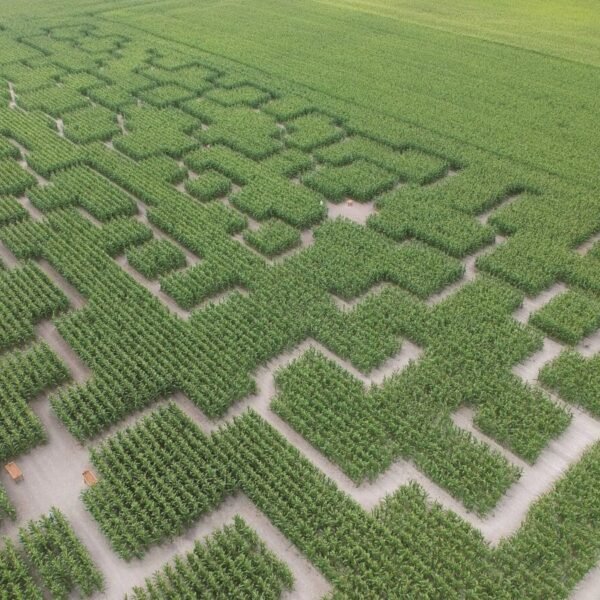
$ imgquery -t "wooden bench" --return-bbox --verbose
[83,470,98,487]
[5,462,23,483]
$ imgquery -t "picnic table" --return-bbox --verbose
[5,462,23,482]
[83,470,98,486]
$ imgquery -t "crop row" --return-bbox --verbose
[530,288,600,345]
[0,483,15,524]
[185,98,283,160]
[19,508,104,599]
[62,105,120,144]
[314,136,449,184]
[17,83,89,117]
[540,351,600,417]
[0,261,68,351]
[0,61,64,94]
[477,185,600,296]
[0,195,28,227]
[84,404,232,559]
[84,399,600,598]
[243,219,301,257]
[126,517,293,599]
[0,107,82,176]
[184,169,230,202]
[306,272,570,462]
[126,239,186,279]
[137,63,217,94]
[0,158,36,196]
[0,343,69,461]
[273,348,519,513]
[0,539,42,599]
[29,165,137,221]
[113,105,198,160]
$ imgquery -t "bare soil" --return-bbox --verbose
[7,82,17,109]
[327,199,376,225]
[0,240,19,269]
[576,328,600,358]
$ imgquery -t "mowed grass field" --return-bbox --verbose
[1,1,600,598]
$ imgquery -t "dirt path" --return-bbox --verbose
[476,192,524,225]
[426,237,504,306]
[0,417,329,599]
[16,195,45,222]
[0,239,19,269]
[513,282,567,324]
[190,334,600,545]
[2,163,599,592]
[7,82,17,109]
[327,199,376,224]
[35,320,90,384]
[576,328,600,358]
[13,140,48,187]
[575,231,600,255]
[512,337,564,383]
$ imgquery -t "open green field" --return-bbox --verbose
[0,1,599,598]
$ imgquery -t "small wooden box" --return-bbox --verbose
[83,470,98,487]
[5,462,23,483]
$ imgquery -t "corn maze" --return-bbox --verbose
[0,11,599,600]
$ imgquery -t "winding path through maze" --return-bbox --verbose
[0,16,599,598]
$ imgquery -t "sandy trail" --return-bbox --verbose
[452,406,528,470]
[512,337,564,384]
[476,192,523,225]
[133,200,202,269]
[0,399,329,599]
[576,328,600,358]
[114,253,191,319]
[426,234,506,306]
[327,199,375,225]
[0,239,19,269]
[116,113,127,135]
[37,258,86,309]
[464,404,600,544]
[7,82,17,109]
[16,194,45,221]
[330,282,392,312]
[35,320,90,384]
[575,231,600,255]
[513,282,567,324]
[12,140,49,187]
[234,227,315,265]
[186,334,600,545]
